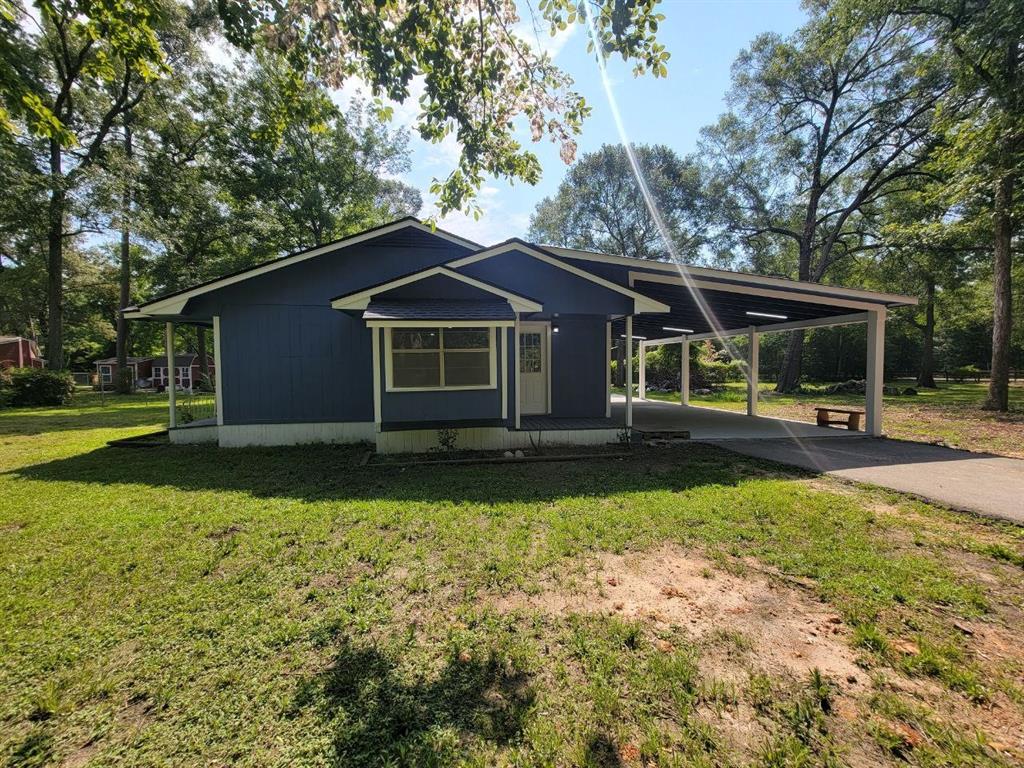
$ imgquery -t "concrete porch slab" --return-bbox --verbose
[610,396,862,440]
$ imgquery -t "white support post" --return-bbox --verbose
[500,327,508,421]
[747,326,759,417]
[165,322,176,429]
[212,316,224,426]
[638,340,647,400]
[514,315,521,429]
[681,337,690,406]
[625,316,633,428]
[866,308,886,436]
[372,326,382,432]
[605,321,612,418]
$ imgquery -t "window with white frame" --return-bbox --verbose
[153,366,165,384]
[99,365,112,383]
[178,366,190,386]
[388,327,494,390]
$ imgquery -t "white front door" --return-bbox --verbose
[519,323,548,415]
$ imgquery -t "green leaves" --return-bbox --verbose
[215,0,668,213]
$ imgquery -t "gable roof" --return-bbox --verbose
[126,218,481,318]
[445,239,670,314]
[330,265,543,313]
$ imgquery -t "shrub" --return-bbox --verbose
[5,368,75,407]
[0,367,12,407]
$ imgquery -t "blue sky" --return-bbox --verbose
[399,0,808,244]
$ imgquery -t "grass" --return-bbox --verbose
[617,379,1024,457]
[1,392,1023,766]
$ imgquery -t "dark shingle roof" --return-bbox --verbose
[363,299,514,321]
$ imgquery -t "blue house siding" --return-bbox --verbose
[220,304,374,424]
[551,316,608,418]
[457,250,633,316]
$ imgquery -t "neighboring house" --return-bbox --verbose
[125,217,915,451]
[94,356,154,387]
[151,355,215,390]
[94,354,214,390]
[0,336,45,369]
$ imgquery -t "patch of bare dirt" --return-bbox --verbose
[497,545,865,686]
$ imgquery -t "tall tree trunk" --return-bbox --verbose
[197,326,209,382]
[983,147,1014,411]
[116,118,133,393]
[46,137,65,370]
[776,240,812,392]
[917,280,938,389]
[776,331,805,392]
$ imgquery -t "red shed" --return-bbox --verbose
[0,336,45,369]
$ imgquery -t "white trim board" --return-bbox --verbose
[447,242,671,314]
[647,312,872,346]
[628,271,888,313]
[131,220,480,317]
[546,245,916,307]
[331,266,543,313]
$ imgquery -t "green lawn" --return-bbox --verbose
[617,380,1024,458]
[2,393,1023,766]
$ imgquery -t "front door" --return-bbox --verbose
[519,323,548,414]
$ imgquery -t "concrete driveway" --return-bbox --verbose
[708,436,1024,524]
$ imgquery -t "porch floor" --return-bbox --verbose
[611,396,867,440]
[516,414,618,431]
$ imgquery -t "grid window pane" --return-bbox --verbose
[443,351,490,386]
[520,332,542,373]
[392,329,439,350]
[392,352,441,387]
[443,328,488,349]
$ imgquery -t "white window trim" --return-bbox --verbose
[99,364,112,383]
[384,326,497,393]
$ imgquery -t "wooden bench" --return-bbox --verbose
[815,406,864,431]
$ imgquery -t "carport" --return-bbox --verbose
[547,247,919,438]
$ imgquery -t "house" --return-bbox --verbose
[151,355,215,390]
[0,336,45,369]
[125,217,915,451]
[94,356,154,387]
[94,354,215,390]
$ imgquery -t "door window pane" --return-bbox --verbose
[520,332,542,373]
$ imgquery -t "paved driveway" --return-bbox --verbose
[708,436,1024,524]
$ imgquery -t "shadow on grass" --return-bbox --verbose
[8,442,760,504]
[291,638,535,765]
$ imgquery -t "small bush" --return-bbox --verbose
[4,368,75,407]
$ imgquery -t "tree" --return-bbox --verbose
[873,163,987,387]
[215,0,670,214]
[700,9,949,391]
[528,143,710,261]
[1,1,192,369]
[879,0,1023,410]
[211,55,421,256]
